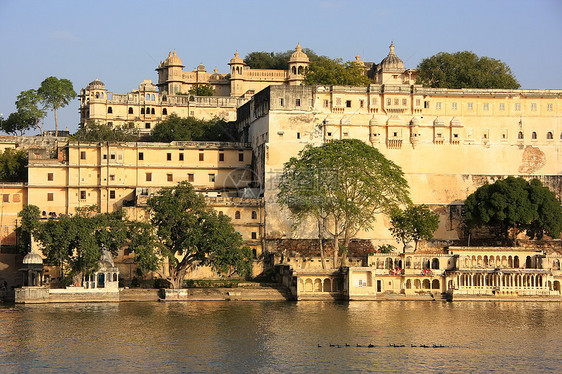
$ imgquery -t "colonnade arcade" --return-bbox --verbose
[299,276,343,293]
[449,270,558,295]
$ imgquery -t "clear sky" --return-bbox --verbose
[0,0,561,134]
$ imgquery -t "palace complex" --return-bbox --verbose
[2,43,562,300]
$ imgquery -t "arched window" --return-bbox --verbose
[532,132,537,139]
[141,108,145,114]
[146,94,150,100]
[146,107,150,114]
[128,107,133,114]
[518,131,523,139]
[163,108,168,115]
[107,107,112,114]
[95,92,100,99]
[235,211,241,219]
[151,94,155,101]
[547,132,553,139]
[151,108,155,115]
[432,258,440,269]
[298,66,304,74]
[251,211,257,219]
[292,66,296,74]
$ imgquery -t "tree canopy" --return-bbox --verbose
[150,113,238,142]
[142,181,252,288]
[303,57,371,86]
[17,204,41,253]
[416,51,520,89]
[188,84,215,96]
[464,177,561,244]
[390,205,440,252]
[0,149,27,182]
[71,121,139,142]
[33,206,129,283]
[38,76,76,137]
[278,139,410,268]
[244,48,319,70]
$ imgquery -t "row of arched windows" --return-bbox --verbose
[404,278,440,290]
[518,131,560,140]
[109,107,169,116]
[375,257,440,270]
[234,210,258,220]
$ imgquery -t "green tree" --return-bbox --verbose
[17,204,41,253]
[0,112,36,136]
[150,114,238,142]
[244,48,319,70]
[416,51,520,89]
[71,121,139,142]
[145,181,252,288]
[188,84,215,96]
[38,76,76,137]
[16,89,47,135]
[464,177,561,244]
[278,139,410,268]
[0,149,28,182]
[303,57,371,86]
[390,205,440,252]
[34,207,129,283]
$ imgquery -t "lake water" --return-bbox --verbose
[0,300,561,373]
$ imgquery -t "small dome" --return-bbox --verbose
[23,251,43,265]
[229,51,244,65]
[196,63,206,72]
[165,50,183,66]
[379,42,404,70]
[87,79,105,90]
[354,55,365,67]
[289,43,309,63]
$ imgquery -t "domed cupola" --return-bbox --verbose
[289,43,310,64]
[378,42,404,71]
[165,50,184,67]
[288,44,310,83]
[87,79,106,90]
[23,251,43,265]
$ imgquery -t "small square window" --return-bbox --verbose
[188,173,194,182]
[110,174,115,181]
[415,99,421,106]
[13,194,20,203]
[167,173,173,182]
[179,153,184,161]
[251,232,257,240]
[499,103,505,111]
[279,98,284,106]
[323,99,329,108]
[547,103,553,111]
[483,103,489,111]
[360,100,364,108]
[346,100,352,108]
[145,123,151,129]
[80,151,86,160]
[199,153,204,161]
[103,154,108,160]
[424,101,430,108]
[47,173,54,181]
[209,174,215,182]
[110,154,116,160]
[139,152,144,161]
[394,99,399,106]
[515,103,521,111]
[295,99,301,107]
[467,103,473,110]
[387,99,392,106]
[146,173,152,182]
[296,132,301,139]
[2,194,9,203]
[109,190,116,199]
[452,102,457,110]
[167,153,172,161]
[238,153,244,162]
[219,153,224,162]
[531,103,537,111]
[436,102,441,110]
[80,191,86,200]
[402,99,407,106]
[47,193,54,202]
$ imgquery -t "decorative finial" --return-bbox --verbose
[389,42,395,54]
[296,43,302,52]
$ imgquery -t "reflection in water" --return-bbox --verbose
[0,301,561,373]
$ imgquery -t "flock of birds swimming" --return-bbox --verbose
[318,343,448,348]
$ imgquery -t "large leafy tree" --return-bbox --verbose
[416,51,520,89]
[278,139,410,268]
[244,48,319,70]
[0,149,27,182]
[38,76,76,137]
[34,207,129,283]
[0,112,36,136]
[17,204,41,253]
[16,89,46,135]
[390,205,440,253]
[150,113,238,142]
[303,57,371,86]
[71,121,139,142]
[188,84,215,96]
[144,181,252,288]
[464,177,561,244]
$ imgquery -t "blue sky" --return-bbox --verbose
[0,0,561,134]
